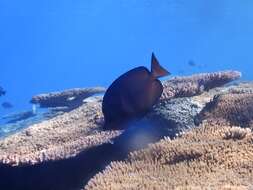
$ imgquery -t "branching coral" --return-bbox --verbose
[196,93,253,128]
[161,70,241,100]
[31,87,106,108]
[0,71,247,190]
[85,121,253,190]
[147,97,203,134]
[223,126,251,140]
[0,97,122,166]
[228,82,253,94]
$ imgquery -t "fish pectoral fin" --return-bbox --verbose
[151,52,171,78]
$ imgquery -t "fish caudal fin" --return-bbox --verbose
[151,52,170,78]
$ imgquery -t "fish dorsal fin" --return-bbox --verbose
[151,53,170,78]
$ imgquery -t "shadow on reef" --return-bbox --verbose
[0,119,178,190]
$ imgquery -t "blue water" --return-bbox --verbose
[0,0,253,120]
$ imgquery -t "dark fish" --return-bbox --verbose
[102,53,170,130]
[0,87,6,96]
[1,102,13,109]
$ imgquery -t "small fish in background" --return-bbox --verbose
[1,102,13,109]
[188,60,196,67]
[102,53,170,130]
[0,86,6,96]
[187,60,206,70]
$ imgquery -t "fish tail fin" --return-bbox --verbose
[151,52,170,78]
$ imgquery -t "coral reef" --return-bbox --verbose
[31,87,106,109]
[0,109,70,138]
[145,97,203,137]
[85,121,253,190]
[0,97,121,166]
[0,71,246,190]
[161,70,241,100]
[195,93,253,128]
[0,96,122,190]
[227,82,253,94]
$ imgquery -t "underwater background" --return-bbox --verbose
[1,1,253,190]
[0,0,253,133]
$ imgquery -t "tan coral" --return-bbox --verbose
[0,97,122,166]
[228,82,253,94]
[196,93,253,128]
[1,71,242,166]
[85,121,253,190]
[161,70,241,100]
[31,87,106,108]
